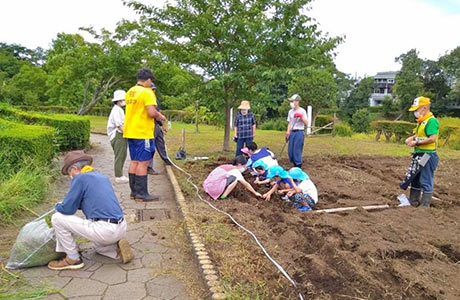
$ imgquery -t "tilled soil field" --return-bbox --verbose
[181,155,460,299]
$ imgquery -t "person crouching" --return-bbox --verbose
[287,167,318,211]
[262,166,296,201]
[48,151,133,270]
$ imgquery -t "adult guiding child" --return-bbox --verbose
[234,100,256,157]
[404,96,439,207]
[124,68,166,202]
[107,89,128,183]
[286,94,308,168]
[48,151,133,270]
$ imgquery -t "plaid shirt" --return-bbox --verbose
[234,112,255,138]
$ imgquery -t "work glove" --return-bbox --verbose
[294,112,303,118]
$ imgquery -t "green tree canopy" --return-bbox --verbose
[339,76,374,119]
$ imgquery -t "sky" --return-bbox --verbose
[1,0,460,78]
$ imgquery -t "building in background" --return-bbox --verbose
[370,71,396,106]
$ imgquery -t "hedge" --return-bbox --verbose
[371,120,415,143]
[334,123,353,137]
[0,103,90,150]
[0,119,56,178]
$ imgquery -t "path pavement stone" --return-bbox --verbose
[16,134,206,299]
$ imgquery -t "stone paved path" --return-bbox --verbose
[19,134,207,300]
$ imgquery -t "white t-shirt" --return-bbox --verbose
[287,107,307,130]
[107,105,125,141]
[227,168,244,181]
[297,179,318,203]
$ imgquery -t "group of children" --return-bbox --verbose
[203,141,318,212]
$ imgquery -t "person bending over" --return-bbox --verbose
[286,167,318,212]
[262,166,297,201]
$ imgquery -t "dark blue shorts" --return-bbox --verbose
[128,139,155,161]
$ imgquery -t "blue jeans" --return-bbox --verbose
[411,152,439,193]
[235,137,253,157]
[288,130,304,167]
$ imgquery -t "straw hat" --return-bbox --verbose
[238,100,250,110]
[61,151,93,175]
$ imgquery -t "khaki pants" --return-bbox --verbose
[52,212,127,259]
[110,131,128,177]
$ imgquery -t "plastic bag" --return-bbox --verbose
[6,209,64,269]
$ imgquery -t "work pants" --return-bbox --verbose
[52,212,127,259]
[288,130,304,167]
[149,124,171,169]
[411,152,439,193]
[235,137,253,157]
[110,131,127,177]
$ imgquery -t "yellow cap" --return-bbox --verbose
[408,96,431,111]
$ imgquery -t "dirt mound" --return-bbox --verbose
[186,155,460,299]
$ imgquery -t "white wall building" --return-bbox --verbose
[370,71,396,106]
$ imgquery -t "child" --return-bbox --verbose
[262,166,298,201]
[252,160,270,186]
[287,167,318,211]
[203,155,262,200]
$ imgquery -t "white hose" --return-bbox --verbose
[164,143,304,300]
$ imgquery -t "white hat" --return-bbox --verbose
[112,90,126,102]
[289,94,301,101]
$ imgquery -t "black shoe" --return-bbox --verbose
[419,192,432,207]
[129,173,136,199]
[134,175,160,202]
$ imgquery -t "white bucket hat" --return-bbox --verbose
[112,90,126,102]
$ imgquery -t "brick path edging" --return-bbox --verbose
[165,165,226,300]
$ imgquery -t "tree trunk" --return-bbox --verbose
[223,97,231,152]
[77,77,124,115]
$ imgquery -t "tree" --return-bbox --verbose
[351,108,370,133]
[287,68,337,127]
[439,46,460,111]
[339,77,374,119]
[393,49,424,117]
[127,0,341,151]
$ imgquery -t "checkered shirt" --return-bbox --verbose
[234,112,256,138]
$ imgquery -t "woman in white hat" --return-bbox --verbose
[107,90,128,183]
[234,100,256,157]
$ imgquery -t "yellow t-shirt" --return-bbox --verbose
[123,85,157,139]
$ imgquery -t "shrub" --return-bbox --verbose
[314,114,334,134]
[162,110,194,122]
[17,105,74,114]
[334,123,353,137]
[0,119,56,178]
[0,103,90,150]
[351,108,371,133]
[438,117,460,150]
[368,106,383,113]
[371,120,415,143]
[260,118,287,131]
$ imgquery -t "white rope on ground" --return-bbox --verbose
[164,145,305,300]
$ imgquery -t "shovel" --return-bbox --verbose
[175,128,187,160]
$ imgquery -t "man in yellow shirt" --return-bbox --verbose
[124,68,166,202]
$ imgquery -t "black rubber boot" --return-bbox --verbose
[135,175,159,202]
[419,192,433,207]
[128,173,136,199]
[409,187,421,207]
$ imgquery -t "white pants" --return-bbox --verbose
[52,212,127,259]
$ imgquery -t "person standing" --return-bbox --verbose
[286,94,308,168]
[124,68,166,202]
[147,83,172,175]
[107,90,128,183]
[234,100,256,157]
[404,96,439,207]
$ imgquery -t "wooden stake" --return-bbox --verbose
[314,204,390,214]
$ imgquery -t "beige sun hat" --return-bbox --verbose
[238,100,250,110]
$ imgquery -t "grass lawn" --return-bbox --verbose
[89,116,460,160]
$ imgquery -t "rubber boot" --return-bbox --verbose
[419,192,433,208]
[408,187,421,207]
[134,175,159,202]
[128,173,136,199]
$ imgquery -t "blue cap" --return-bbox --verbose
[267,166,290,179]
[288,167,308,181]
[253,160,268,170]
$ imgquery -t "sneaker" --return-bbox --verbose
[117,239,134,264]
[147,167,159,175]
[115,176,129,183]
[48,256,84,270]
[281,195,289,201]
[297,205,312,212]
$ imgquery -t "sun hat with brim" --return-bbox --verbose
[238,100,250,110]
[112,90,126,102]
[241,147,250,155]
[266,165,290,179]
[408,96,431,111]
[289,167,308,181]
[289,94,301,102]
[62,151,93,175]
[253,160,268,170]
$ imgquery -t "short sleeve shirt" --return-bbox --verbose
[424,118,440,136]
[298,179,318,203]
[287,108,307,130]
[227,168,244,181]
[107,105,125,141]
[123,85,157,139]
